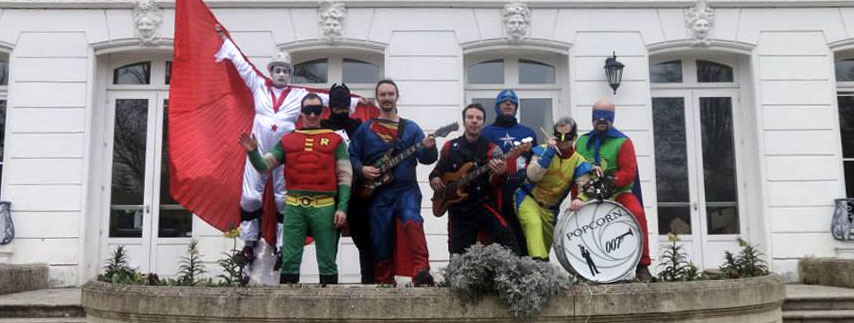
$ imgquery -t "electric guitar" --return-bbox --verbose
[431,137,533,217]
[356,122,459,199]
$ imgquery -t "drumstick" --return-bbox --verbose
[539,127,563,158]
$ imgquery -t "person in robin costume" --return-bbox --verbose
[238,93,352,284]
[514,117,591,261]
[481,89,538,256]
[575,99,651,281]
[320,83,374,284]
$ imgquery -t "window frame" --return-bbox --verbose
[465,54,563,92]
[290,52,383,99]
[836,51,854,197]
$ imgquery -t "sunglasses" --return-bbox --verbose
[301,105,323,116]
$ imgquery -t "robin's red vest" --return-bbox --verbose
[281,129,343,192]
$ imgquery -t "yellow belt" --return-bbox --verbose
[286,195,335,208]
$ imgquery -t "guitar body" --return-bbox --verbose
[356,149,395,199]
[431,163,474,217]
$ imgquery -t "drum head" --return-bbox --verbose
[554,200,643,283]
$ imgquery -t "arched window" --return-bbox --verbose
[113,61,152,85]
[291,53,383,99]
[464,54,564,144]
[835,56,854,198]
[649,55,745,269]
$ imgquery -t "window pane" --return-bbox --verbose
[707,204,739,234]
[343,58,379,84]
[519,59,555,84]
[110,99,148,238]
[472,98,496,124]
[165,61,172,85]
[699,97,739,235]
[697,60,733,83]
[846,161,854,198]
[519,98,552,144]
[836,59,854,82]
[159,99,192,238]
[658,206,691,235]
[652,97,689,203]
[0,59,7,86]
[839,96,854,158]
[293,59,328,84]
[467,59,504,84]
[650,60,682,83]
[113,62,151,85]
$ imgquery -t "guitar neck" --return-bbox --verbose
[457,163,493,188]
[381,142,424,172]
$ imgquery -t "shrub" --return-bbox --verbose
[657,233,699,282]
[440,243,573,319]
[176,240,206,286]
[719,238,769,279]
[98,245,144,285]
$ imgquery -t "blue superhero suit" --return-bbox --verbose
[349,118,438,283]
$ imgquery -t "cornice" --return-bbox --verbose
[2,0,854,9]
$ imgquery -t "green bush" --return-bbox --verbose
[98,246,145,285]
[440,243,573,319]
[176,240,207,286]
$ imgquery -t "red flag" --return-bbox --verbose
[170,0,253,235]
[171,0,379,244]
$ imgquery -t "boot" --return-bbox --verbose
[636,265,652,282]
[320,274,338,285]
[280,273,299,284]
[413,270,435,287]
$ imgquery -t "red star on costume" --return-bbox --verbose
[271,124,278,132]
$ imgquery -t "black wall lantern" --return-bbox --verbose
[604,51,625,94]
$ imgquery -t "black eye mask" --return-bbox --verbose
[301,105,323,116]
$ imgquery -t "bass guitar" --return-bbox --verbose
[431,137,532,217]
[356,122,459,199]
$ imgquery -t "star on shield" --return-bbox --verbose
[499,133,516,148]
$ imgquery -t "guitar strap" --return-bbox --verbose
[457,137,489,166]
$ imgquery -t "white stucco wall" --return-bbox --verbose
[0,1,850,285]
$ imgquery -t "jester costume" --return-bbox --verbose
[514,144,591,260]
[481,89,538,256]
[429,136,520,255]
[575,110,650,267]
[349,118,437,284]
[246,128,352,284]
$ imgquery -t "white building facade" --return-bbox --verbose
[0,0,851,286]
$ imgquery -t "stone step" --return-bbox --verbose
[783,310,854,322]
[0,288,83,319]
[0,318,86,323]
[785,285,854,311]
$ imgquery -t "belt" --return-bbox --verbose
[520,185,559,211]
[285,195,335,207]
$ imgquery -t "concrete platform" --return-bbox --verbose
[0,288,84,319]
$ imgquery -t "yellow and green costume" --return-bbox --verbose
[513,144,591,260]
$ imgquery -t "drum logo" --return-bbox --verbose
[554,201,643,283]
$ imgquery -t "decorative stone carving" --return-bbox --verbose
[319,1,346,43]
[133,0,163,46]
[685,0,714,47]
[502,2,530,43]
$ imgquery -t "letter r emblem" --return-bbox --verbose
[320,138,330,146]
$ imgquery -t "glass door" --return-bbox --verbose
[104,92,192,275]
[652,89,743,269]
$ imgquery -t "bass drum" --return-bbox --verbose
[553,200,643,283]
